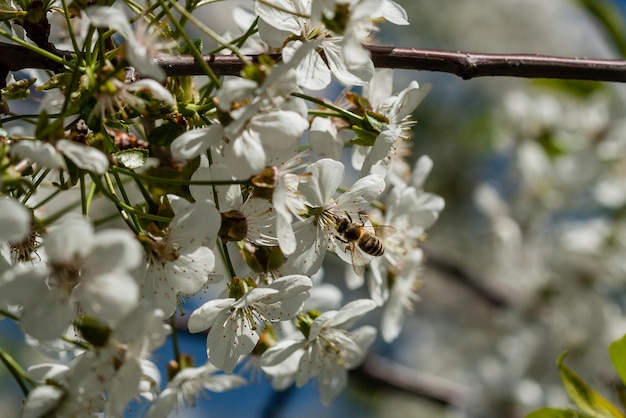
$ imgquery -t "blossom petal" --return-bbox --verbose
[74,271,139,324]
[11,140,66,170]
[166,246,215,294]
[171,125,223,160]
[1,268,74,340]
[254,111,309,150]
[393,81,430,121]
[261,338,305,368]
[56,140,109,174]
[324,42,372,86]
[376,0,409,25]
[224,128,267,179]
[0,197,31,242]
[188,298,235,333]
[300,158,344,206]
[86,5,133,36]
[335,174,385,213]
[22,385,65,418]
[207,311,242,373]
[266,275,312,302]
[284,41,331,91]
[85,229,143,274]
[318,362,348,405]
[44,215,94,262]
[328,299,377,329]
[169,200,220,249]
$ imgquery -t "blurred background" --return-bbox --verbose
[5,0,626,417]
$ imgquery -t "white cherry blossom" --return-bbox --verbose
[85,5,172,81]
[146,361,246,418]
[141,197,221,317]
[12,139,109,175]
[21,305,169,417]
[0,197,32,244]
[171,49,311,179]
[256,0,389,89]
[0,215,142,340]
[352,69,430,179]
[188,274,312,373]
[261,298,377,404]
[286,158,385,276]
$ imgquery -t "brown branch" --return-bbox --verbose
[367,46,626,82]
[157,45,626,82]
[352,354,469,407]
[0,43,70,73]
[4,41,626,83]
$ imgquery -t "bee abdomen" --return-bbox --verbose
[359,235,384,256]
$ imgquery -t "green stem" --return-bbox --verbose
[0,348,35,397]
[111,170,133,209]
[123,0,161,23]
[85,182,97,217]
[167,0,251,65]
[80,172,88,216]
[206,148,237,279]
[169,316,182,366]
[307,109,344,118]
[292,92,363,124]
[158,0,222,88]
[206,17,259,55]
[20,168,51,205]
[0,308,19,321]
[88,174,138,229]
[1,113,62,123]
[112,166,252,186]
[31,188,62,210]
[39,200,82,225]
[60,0,81,54]
[0,28,71,69]
[103,172,142,232]
[220,239,237,279]
[61,335,90,351]
[131,175,158,215]
[92,211,125,227]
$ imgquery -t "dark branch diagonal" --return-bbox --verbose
[3,41,626,82]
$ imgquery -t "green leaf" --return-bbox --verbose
[363,110,389,133]
[531,79,605,97]
[615,383,626,414]
[526,407,594,418]
[574,0,626,58]
[609,335,626,387]
[147,122,185,147]
[350,125,378,146]
[558,352,625,418]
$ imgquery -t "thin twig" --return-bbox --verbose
[4,41,626,83]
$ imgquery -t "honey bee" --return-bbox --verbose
[331,213,396,276]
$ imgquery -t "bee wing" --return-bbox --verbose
[349,243,371,277]
[367,224,397,239]
[328,232,370,276]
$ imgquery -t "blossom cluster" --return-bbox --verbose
[0,0,443,416]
